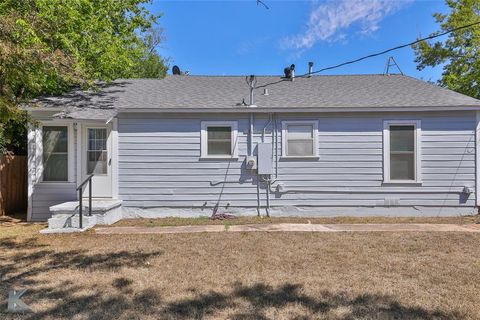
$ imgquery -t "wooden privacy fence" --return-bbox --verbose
[0,155,27,216]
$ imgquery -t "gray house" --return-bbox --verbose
[25,73,480,228]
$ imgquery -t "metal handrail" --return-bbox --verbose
[76,174,94,229]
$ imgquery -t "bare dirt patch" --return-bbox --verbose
[113,215,480,228]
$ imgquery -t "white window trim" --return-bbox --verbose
[38,121,75,183]
[281,120,319,158]
[111,118,119,199]
[200,121,238,159]
[383,120,422,184]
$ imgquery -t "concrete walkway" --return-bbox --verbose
[95,223,480,234]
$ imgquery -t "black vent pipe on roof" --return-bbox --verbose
[283,64,295,80]
[172,65,181,75]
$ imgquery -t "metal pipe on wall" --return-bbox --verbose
[262,113,272,143]
[274,114,279,179]
[265,178,270,217]
[249,113,254,156]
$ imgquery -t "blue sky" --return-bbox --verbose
[149,0,448,81]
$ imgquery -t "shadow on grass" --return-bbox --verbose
[0,237,162,288]
[0,238,464,319]
[165,283,461,320]
[0,281,461,320]
[2,281,464,319]
[0,237,48,250]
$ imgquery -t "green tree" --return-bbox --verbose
[0,0,167,154]
[133,27,169,78]
[412,0,480,99]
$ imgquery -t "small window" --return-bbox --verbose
[201,121,238,158]
[390,126,415,180]
[383,121,421,183]
[43,126,68,181]
[208,127,232,155]
[282,121,318,157]
[87,128,108,174]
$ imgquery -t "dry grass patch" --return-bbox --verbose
[113,215,480,228]
[1,223,479,319]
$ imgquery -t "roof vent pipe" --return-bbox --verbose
[308,62,314,78]
[263,88,269,96]
[246,75,257,107]
[283,64,295,80]
[172,65,181,75]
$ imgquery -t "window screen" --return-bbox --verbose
[87,128,108,174]
[390,125,415,180]
[286,125,314,156]
[207,126,232,155]
[43,126,68,181]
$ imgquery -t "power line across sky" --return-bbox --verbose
[254,20,480,90]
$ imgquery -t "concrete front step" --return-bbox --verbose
[50,199,122,214]
[45,199,123,233]
[40,227,93,234]
[40,216,96,233]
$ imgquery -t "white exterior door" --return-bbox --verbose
[81,125,112,198]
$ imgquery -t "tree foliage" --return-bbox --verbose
[0,0,167,154]
[132,27,169,78]
[412,0,480,99]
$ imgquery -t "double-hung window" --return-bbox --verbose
[282,121,318,157]
[201,121,238,158]
[42,126,69,182]
[383,120,422,183]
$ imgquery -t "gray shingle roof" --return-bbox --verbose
[28,74,480,120]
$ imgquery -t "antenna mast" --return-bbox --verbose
[384,56,404,75]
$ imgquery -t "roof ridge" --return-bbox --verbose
[116,73,406,80]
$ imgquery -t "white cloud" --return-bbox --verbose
[283,0,411,50]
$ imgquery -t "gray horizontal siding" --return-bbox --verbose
[117,112,477,212]
[31,183,77,221]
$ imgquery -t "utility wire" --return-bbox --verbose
[257,0,269,10]
[255,20,480,89]
[307,20,480,77]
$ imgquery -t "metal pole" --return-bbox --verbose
[265,177,270,217]
[89,179,92,216]
[308,62,314,77]
[256,176,261,216]
[250,86,254,106]
[79,189,83,229]
[247,75,256,106]
[249,113,254,156]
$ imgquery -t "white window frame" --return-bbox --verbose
[39,121,75,183]
[200,121,238,159]
[281,120,319,158]
[85,126,109,176]
[383,120,422,184]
